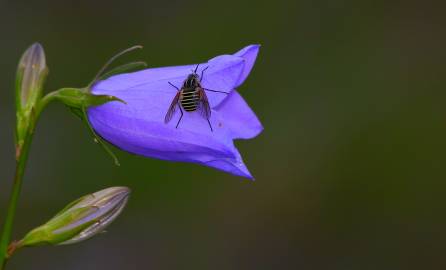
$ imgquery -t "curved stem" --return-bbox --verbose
[0,125,34,269]
[0,95,51,269]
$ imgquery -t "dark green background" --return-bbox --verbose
[1,0,445,269]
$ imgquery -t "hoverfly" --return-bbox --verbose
[164,64,228,131]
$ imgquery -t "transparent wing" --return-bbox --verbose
[198,88,212,120]
[164,91,181,123]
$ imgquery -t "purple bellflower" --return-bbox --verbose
[87,45,262,179]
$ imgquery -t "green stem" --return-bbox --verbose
[0,126,34,269]
[0,97,49,269]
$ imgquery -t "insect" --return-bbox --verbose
[164,64,228,131]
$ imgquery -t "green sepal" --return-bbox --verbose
[98,61,147,81]
[46,88,123,166]
[50,88,125,109]
[87,45,144,90]
[69,107,85,120]
[20,207,99,247]
[34,45,145,166]
[52,194,92,218]
[81,107,121,166]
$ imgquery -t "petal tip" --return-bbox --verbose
[253,123,264,138]
[233,44,261,87]
[234,44,261,59]
[247,44,261,50]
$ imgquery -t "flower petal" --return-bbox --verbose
[215,90,263,140]
[88,101,253,178]
[94,56,245,108]
[232,44,260,87]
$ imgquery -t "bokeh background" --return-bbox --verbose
[1,0,445,269]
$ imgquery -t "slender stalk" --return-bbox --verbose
[0,98,47,268]
[0,126,34,269]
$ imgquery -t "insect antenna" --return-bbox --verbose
[194,64,200,73]
[200,66,209,81]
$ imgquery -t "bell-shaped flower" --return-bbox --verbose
[87,45,263,179]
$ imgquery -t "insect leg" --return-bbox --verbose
[168,81,180,91]
[203,88,229,94]
[207,118,213,132]
[176,103,184,129]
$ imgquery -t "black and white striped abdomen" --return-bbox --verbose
[181,89,199,112]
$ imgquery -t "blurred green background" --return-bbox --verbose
[1,0,446,269]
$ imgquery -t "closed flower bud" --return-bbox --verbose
[16,187,130,248]
[16,42,48,110]
[15,43,48,147]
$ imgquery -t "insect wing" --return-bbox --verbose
[164,91,181,123]
[198,88,212,120]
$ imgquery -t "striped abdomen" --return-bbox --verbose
[180,88,200,112]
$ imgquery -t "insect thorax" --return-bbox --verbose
[184,74,200,89]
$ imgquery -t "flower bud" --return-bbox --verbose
[17,187,130,247]
[15,43,48,149]
[16,42,48,110]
